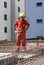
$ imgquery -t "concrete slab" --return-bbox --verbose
[16,53,36,59]
[0,53,37,60]
[0,53,12,60]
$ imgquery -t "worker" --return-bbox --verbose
[13,13,30,51]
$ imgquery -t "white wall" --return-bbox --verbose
[15,0,25,20]
[0,0,11,41]
[11,0,26,41]
[26,0,44,38]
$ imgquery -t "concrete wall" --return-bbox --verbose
[0,0,11,41]
[11,0,16,41]
[15,0,25,20]
[11,0,26,41]
[11,0,44,40]
[26,0,44,39]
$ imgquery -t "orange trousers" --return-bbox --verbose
[16,32,26,47]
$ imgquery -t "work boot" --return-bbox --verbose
[23,46,26,51]
[16,47,20,52]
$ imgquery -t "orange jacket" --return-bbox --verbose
[13,19,30,33]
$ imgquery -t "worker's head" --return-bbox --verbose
[20,13,26,19]
[20,13,25,18]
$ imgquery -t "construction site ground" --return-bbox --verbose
[0,40,44,65]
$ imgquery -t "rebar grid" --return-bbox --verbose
[0,41,44,65]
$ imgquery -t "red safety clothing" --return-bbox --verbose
[13,19,30,47]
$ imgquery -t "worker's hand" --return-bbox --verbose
[14,31,18,34]
[22,29,26,32]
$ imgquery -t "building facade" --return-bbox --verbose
[11,0,26,41]
[0,0,11,41]
[0,0,44,41]
[26,0,44,39]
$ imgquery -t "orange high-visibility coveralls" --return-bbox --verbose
[13,19,30,47]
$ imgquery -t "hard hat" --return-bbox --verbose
[20,13,25,17]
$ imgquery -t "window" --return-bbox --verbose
[4,14,7,20]
[4,27,7,33]
[18,7,20,12]
[4,2,7,8]
[37,36,43,39]
[37,19,43,23]
[18,0,20,1]
[4,39,7,41]
[36,2,42,6]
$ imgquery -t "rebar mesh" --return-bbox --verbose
[0,41,44,65]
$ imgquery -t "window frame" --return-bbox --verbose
[18,0,20,1]
[4,2,7,8]
[36,2,42,7]
[18,7,20,12]
[4,27,7,33]
[4,14,7,20]
[36,19,43,23]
